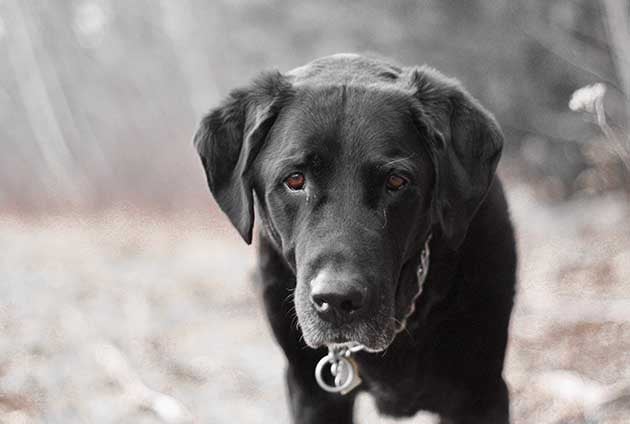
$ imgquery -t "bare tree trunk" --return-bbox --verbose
[160,0,219,121]
[4,0,81,205]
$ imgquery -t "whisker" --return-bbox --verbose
[392,317,414,341]
[379,154,416,169]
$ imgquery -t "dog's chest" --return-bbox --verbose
[365,376,432,417]
[356,356,438,417]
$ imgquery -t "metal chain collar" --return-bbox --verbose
[314,234,432,395]
[396,233,432,334]
[314,344,364,395]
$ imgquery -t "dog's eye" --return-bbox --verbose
[285,172,306,190]
[386,174,408,191]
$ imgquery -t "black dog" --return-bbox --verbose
[194,54,516,424]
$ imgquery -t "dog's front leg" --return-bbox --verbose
[438,378,510,424]
[257,234,356,424]
[286,363,355,424]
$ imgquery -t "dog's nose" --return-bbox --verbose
[310,275,367,323]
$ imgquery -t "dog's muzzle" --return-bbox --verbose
[314,234,432,395]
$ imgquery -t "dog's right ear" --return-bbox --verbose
[193,71,293,244]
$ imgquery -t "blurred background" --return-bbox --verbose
[0,1,629,423]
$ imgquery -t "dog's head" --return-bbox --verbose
[194,54,503,351]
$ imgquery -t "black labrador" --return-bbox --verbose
[194,54,517,424]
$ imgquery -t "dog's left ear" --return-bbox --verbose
[408,66,503,249]
[193,71,293,244]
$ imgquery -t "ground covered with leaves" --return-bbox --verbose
[1,184,629,423]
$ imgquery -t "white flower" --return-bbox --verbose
[568,83,607,113]
[73,1,108,48]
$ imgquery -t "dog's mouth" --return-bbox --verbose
[294,280,399,352]
[297,264,428,352]
[295,238,431,352]
[299,316,397,352]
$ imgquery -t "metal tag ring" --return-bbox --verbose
[314,355,355,393]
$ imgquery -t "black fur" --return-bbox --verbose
[194,54,517,423]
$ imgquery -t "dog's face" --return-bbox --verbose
[254,86,434,350]
[194,55,503,351]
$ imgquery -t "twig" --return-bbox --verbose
[601,0,630,123]
[594,92,630,169]
[92,342,194,424]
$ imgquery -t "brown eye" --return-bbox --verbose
[386,174,408,191]
[285,172,305,190]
